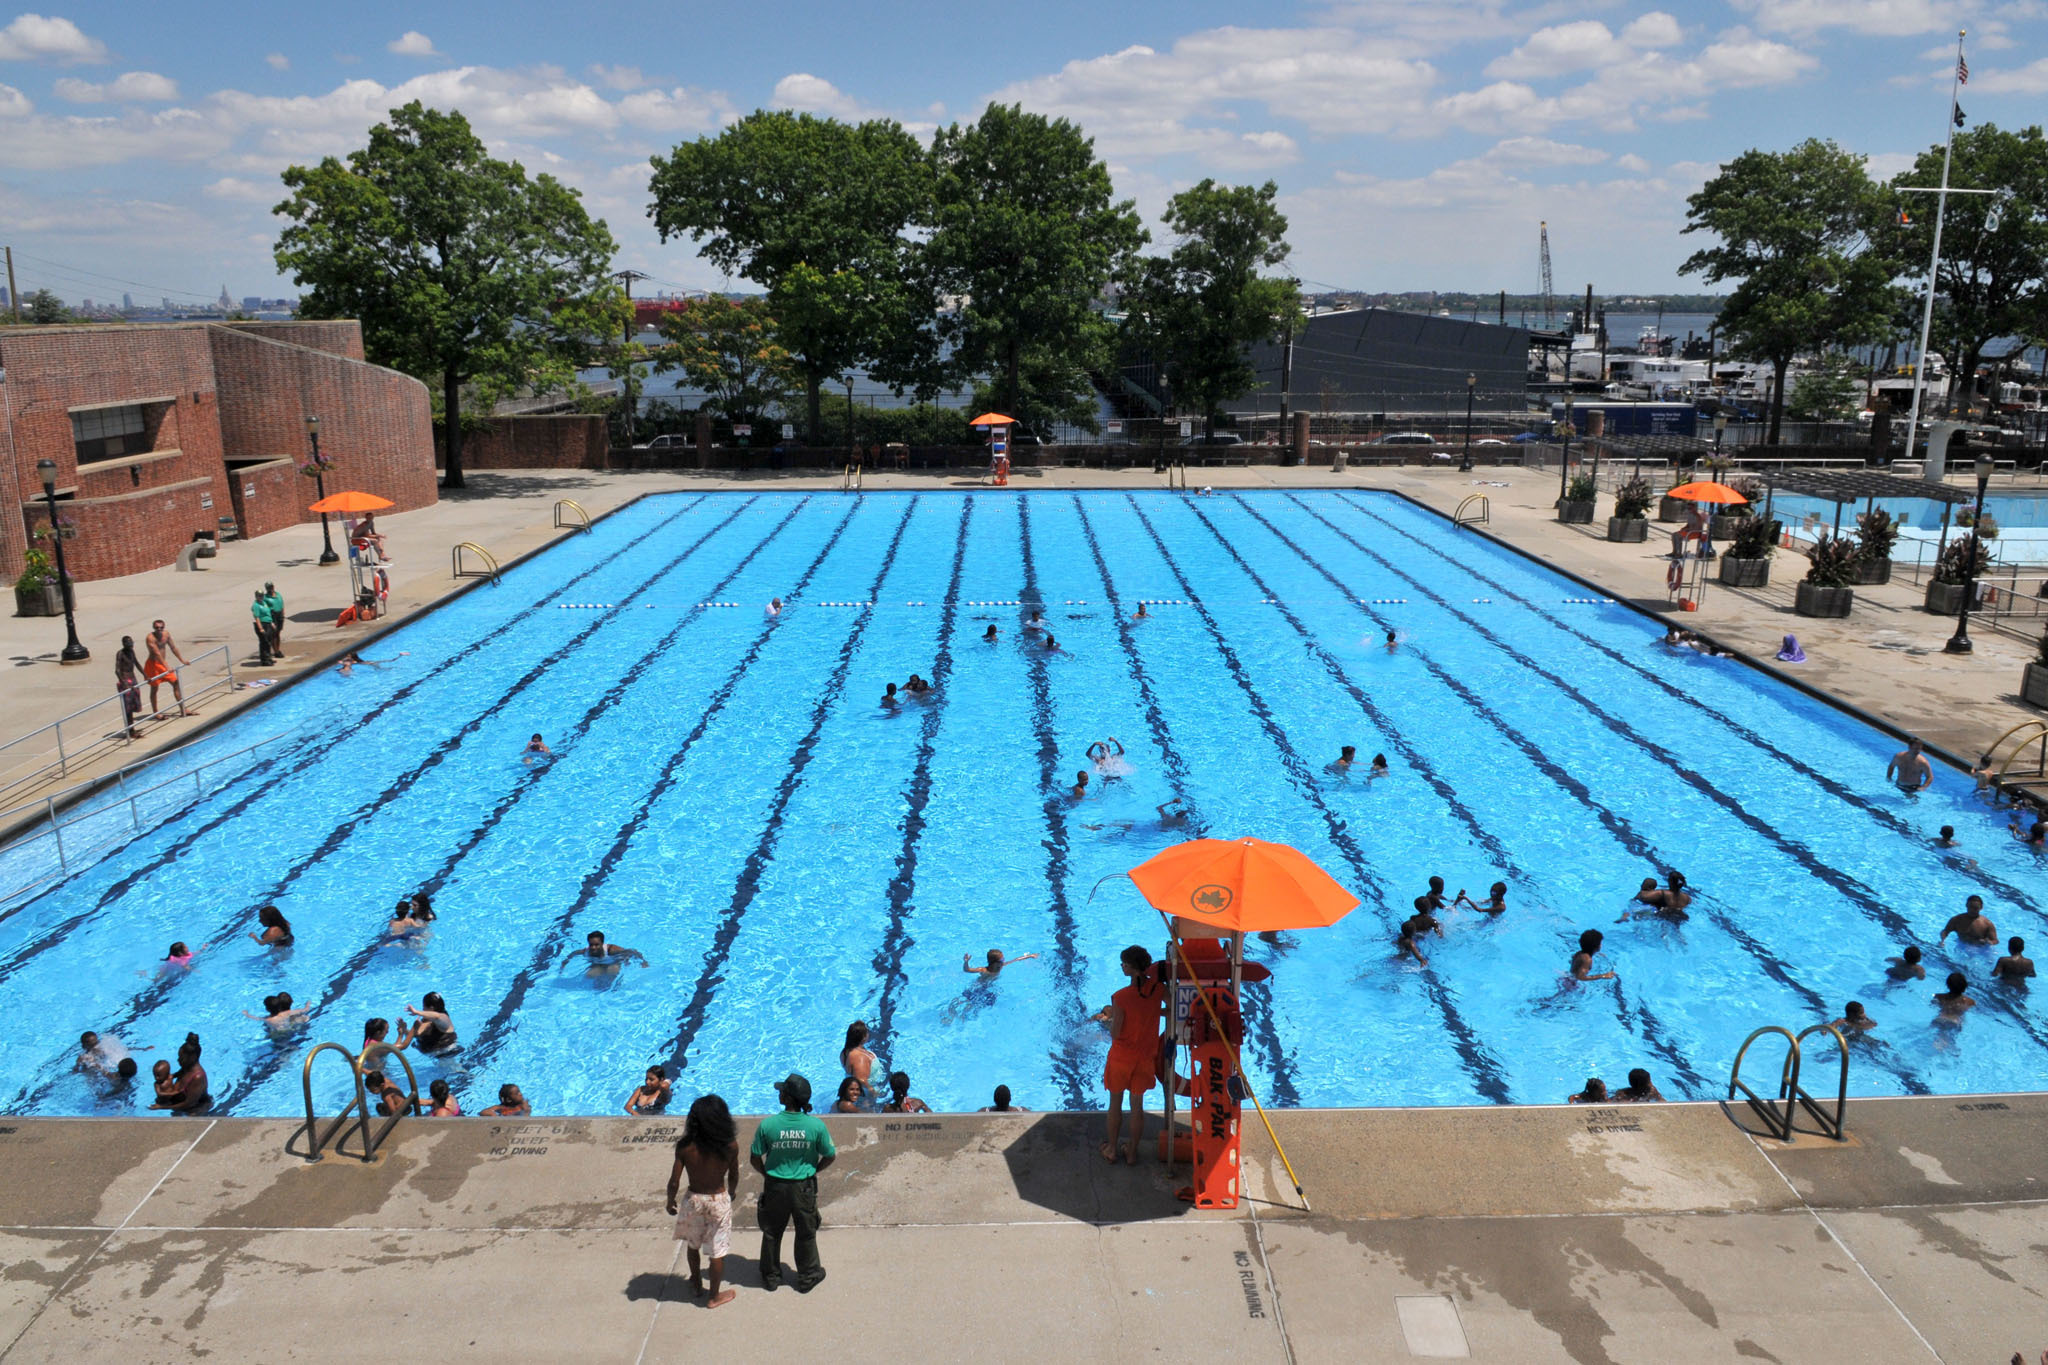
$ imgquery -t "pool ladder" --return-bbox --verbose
[843,462,863,493]
[295,1041,421,1162]
[1728,1024,1850,1142]
[1454,494,1490,527]
[1163,458,1188,490]
[553,499,592,533]
[452,541,501,583]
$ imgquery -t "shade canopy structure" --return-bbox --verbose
[307,491,394,515]
[967,412,1016,428]
[1127,837,1359,935]
[1665,481,1747,505]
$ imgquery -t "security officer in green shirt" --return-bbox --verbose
[750,1073,836,1292]
[262,581,285,646]
[250,589,274,666]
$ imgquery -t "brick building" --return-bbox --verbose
[0,321,434,582]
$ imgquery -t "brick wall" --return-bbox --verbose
[219,320,365,362]
[0,382,25,582]
[224,457,301,542]
[437,415,609,470]
[23,475,223,580]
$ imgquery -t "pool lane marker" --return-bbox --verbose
[1071,496,1301,1106]
[1123,493,1514,1105]
[4,497,768,1110]
[1211,496,1715,1096]
[215,499,846,1114]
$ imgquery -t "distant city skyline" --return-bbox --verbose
[1,2,2044,305]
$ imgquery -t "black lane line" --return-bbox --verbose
[212,500,838,1113]
[868,499,974,1063]
[4,499,760,1113]
[1069,496,1303,1108]
[1242,495,1939,1093]
[1187,497,1713,1095]
[1121,494,1515,1104]
[448,496,899,1091]
[1016,497,1102,1110]
[1333,492,2048,927]
[0,494,711,936]
[646,497,925,1082]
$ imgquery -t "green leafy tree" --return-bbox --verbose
[1875,123,2048,419]
[647,112,930,443]
[654,297,801,425]
[925,104,1145,431]
[25,289,68,324]
[1681,139,1899,444]
[1119,179,1295,436]
[273,101,618,488]
[1786,351,1866,421]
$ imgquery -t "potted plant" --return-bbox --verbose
[1796,533,1857,618]
[1925,534,1989,616]
[1710,478,1763,540]
[1719,515,1781,587]
[1658,470,1691,522]
[1607,477,1652,542]
[2025,624,2048,709]
[1851,509,1898,585]
[12,548,64,617]
[1558,473,1597,524]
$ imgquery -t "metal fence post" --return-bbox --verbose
[46,797,65,872]
[54,721,68,779]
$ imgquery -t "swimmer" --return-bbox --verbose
[76,1030,144,1076]
[983,624,999,642]
[1329,745,1356,774]
[840,1020,876,1098]
[882,681,900,709]
[1660,627,1687,647]
[1939,895,1997,946]
[1070,770,1090,800]
[522,734,551,764]
[1420,877,1448,913]
[427,1078,462,1117]
[1368,753,1389,780]
[402,992,458,1053]
[1385,629,1397,652]
[1404,897,1443,939]
[1570,929,1616,982]
[248,904,294,947]
[98,1057,139,1100]
[1088,738,1129,781]
[565,930,648,975]
[1934,825,1958,848]
[1993,936,2036,988]
[1630,871,1691,920]
[1024,610,1044,633]
[905,673,931,695]
[1157,796,1188,825]
[1885,737,1932,796]
[1933,971,1976,1023]
[963,948,1037,977]
[767,597,782,617]
[387,897,435,939]
[1971,752,1996,792]
[1885,945,1926,981]
[1568,1078,1608,1104]
[1454,882,1508,915]
[359,1017,406,1065]
[625,1065,674,1115]
[159,941,197,974]
[2010,814,2047,847]
[1042,633,1062,653]
[1395,923,1429,966]
[1614,1069,1664,1102]
[365,1069,410,1117]
[1135,602,1150,620]
[244,992,310,1033]
[478,1084,530,1118]
[831,1076,863,1113]
[1828,1002,1877,1035]
[151,1059,177,1106]
[336,650,405,676]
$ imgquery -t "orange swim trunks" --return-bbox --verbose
[144,660,177,686]
[1103,1045,1156,1095]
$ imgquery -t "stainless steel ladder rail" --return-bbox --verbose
[298,1040,421,1162]
[553,499,592,533]
[1728,1024,1851,1142]
[1791,1024,1851,1140]
[1454,494,1490,527]
[843,462,863,493]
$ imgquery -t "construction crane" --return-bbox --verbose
[1538,221,1554,327]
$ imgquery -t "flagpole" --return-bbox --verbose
[1904,28,1966,446]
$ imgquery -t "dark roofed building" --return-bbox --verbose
[1226,308,1529,416]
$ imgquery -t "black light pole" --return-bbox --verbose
[35,459,89,663]
[1459,372,1476,472]
[844,376,855,466]
[1946,454,1994,654]
[307,415,338,565]
[1554,397,1574,506]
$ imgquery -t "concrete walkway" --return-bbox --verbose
[1,1096,2042,1362]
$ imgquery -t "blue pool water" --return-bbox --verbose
[1771,490,2048,566]
[5,489,2045,1118]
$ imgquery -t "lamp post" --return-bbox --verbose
[306,415,338,565]
[1459,372,1476,472]
[1945,454,1994,654]
[35,458,89,663]
[1554,397,1574,506]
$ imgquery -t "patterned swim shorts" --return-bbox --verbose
[673,1190,733,1257]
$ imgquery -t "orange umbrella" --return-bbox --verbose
[1665,481,1747,505]
[968,412,1016,428]
[307,490,394,515]
[1127,837,1359,935]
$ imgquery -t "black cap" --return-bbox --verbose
[776,1073,812,1110]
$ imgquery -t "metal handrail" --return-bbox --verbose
[298,1039,419,1163]
[1728,1025,1801,1141]
[1993,721,2048,785]
[553,499,591,533]
[452,542,501,583]
[0,643,237,804]
[1791,1024,1851,1140]
[843,463,863,492]
[1454,494,1490,527]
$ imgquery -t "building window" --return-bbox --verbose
[71,404,149,463]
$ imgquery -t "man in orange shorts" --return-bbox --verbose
[144,619,190,718]
[1096,944,1163,1165]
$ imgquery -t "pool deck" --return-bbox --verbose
[2,1095,2043,1362]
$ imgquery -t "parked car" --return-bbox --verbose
[1180,432,1246,447]
[1372,432,1437,446]
[632,433,691,451]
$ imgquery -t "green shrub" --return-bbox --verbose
[1804,533,1858,587]
[1728,516,1781,560]
[1931,533,1991,586]
[1613,477,1653,520]
[1566,473,1596,502]
[1853,509,1899,563]
[13,547,56,593]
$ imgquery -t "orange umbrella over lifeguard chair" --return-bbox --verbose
[970,412,1016,486]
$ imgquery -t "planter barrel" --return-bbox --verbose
[1924,580,1967,616]
[1719,556,1771,588]
[1606,516,1649,543]
[1657,494,1690,523]
[1709,512,1750,540]
[1557,500,1596,525]
[13,584,62,617]
[1850,558,1892,586]
[1795,581,1854,618]
[2025,662,2048,709]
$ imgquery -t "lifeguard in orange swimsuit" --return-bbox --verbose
[1097,944,1164,1165]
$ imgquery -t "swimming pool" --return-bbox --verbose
[4,489,2043,1118]
[1772,490,2048,567]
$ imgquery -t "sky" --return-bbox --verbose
[2,0,2046,309]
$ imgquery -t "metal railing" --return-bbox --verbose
[452,542,501,583]
[1454,494,1490,527]
[297,1040,419,1162]
[0,729,286,907]
[1728,1023,1849,1141]
[0,643,236,806]
[843,463,863,493]
[553,499,591,533]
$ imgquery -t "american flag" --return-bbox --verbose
[1958,54,1969,85]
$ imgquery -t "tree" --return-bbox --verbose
[1876,123,2048,419]
[273,101,618,488]
[1786,352,1865,421]
[1120,180,1295,436]
[654,297,801,424]
[925,104,1145,431]
[25,289,68,324]
[648,112,929,443]
[1681,139,1899,444]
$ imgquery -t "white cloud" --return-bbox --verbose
[0,13,106,63]
[0,80,27,115]
[770,73,883,121]
[588,63,646,91]
[54,70,180,103]
[1973,56,2048,91]
[618,84,733,133]
[1863,150,1920,179]
[202,176,275,202]
[1483,136,1610,166]
[388,31,442,59]
[264,53,289,72]
[1616,152,1652,172]
[1730,0,1964,35]
[1621,12,1687,46]
[1487,21,1646,79]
